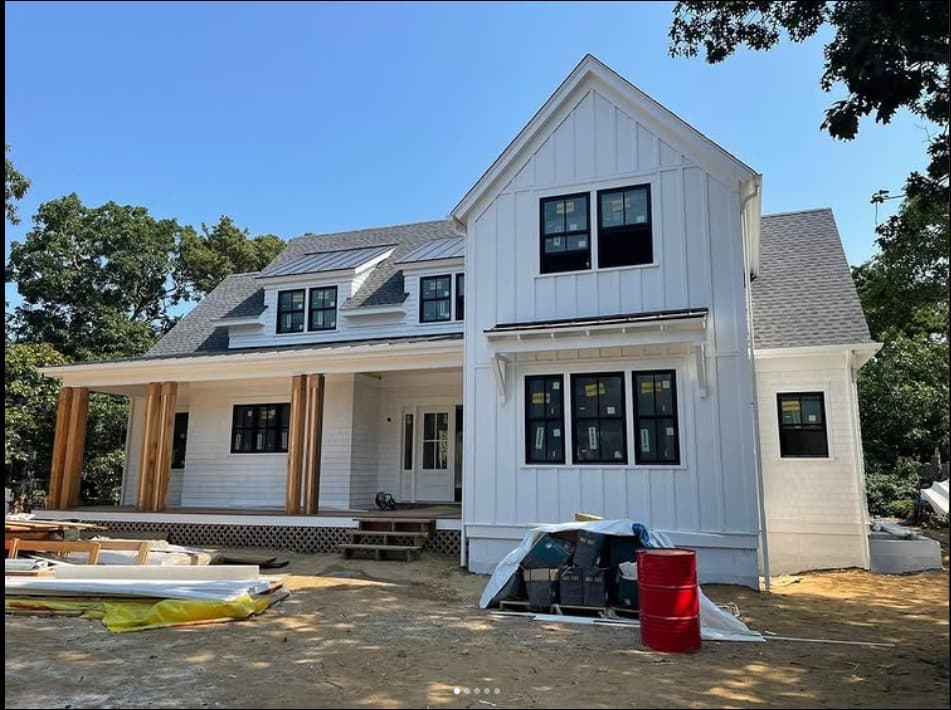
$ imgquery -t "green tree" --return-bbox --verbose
[669,1,949,199]
[5,193,186,360]
[4,343,67,499]
[5,144,31,224]
[177,215,283,299]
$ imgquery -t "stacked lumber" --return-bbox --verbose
[5,517,103,540]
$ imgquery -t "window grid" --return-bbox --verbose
[276,289,305,334]
[231,404,290,453]
[308,286,337,331]
[632,370,680,465]
[420,275,452,322]
[525,375,566,464]
[570,372,627,465]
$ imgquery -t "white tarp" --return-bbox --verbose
[921,480,949,517]
[5,576,273,601]
[479,519,763,642]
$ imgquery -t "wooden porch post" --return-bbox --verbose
[136,383,163,512]
[151,382,178,512]
[59,387,90,509]
[302,374,325,515]
[48,387,75,509]
[285,375,307,514]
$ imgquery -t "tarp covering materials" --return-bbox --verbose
[479,519,763,642]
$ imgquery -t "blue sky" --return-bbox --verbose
[5,2,932,310]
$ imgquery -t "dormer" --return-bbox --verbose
[394,237,466,324]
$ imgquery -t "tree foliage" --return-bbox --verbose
[177,216,284,299]
[669,1,950,199]
[4,144,31,224]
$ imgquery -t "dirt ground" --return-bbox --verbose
[5,545,949,709]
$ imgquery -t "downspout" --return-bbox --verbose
[740,175,771,592]
[846,349,872,569]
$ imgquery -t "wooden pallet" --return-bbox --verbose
[338,543,422,562]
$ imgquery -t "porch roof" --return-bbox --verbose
[39,333,463,388]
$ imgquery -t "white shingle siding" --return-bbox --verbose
[756,351,870,573]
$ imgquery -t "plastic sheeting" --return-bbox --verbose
[5,576,273,601]
[479,519,763,643]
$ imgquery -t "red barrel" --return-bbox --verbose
[636,548,701,653]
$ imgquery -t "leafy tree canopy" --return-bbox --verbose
[177,215,284,299]
[5,144,31,224]
[669,1,950,199]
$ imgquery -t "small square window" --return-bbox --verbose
[777,393,829,457]
[420,275,452,323]
[277,289,305,333]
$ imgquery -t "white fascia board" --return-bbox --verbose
[39,340,464,387]
[399,258,465,274]
[256,269,355,288]
[210,315,264,328]
[341,304,407,317]
[754,342,882,362]
[451,54,756,223]
[487,322,706,354]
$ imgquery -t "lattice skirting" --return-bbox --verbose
[68,519,461,556]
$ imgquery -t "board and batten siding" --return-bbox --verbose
[227,264,464,351]
[756,351,870,574]
[462,87,760,584]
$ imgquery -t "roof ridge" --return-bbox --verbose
[762,207,833,218]
[289,218,452,243]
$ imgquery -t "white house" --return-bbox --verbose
[39,56,879,585]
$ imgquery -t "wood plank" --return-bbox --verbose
[47,388,74,509]
[302,373,325,515]
[151,382,177,512]
[285,375,306,514]
[10,539,101,565]
[91,539,153,565]
[136,383,162,512]
[61,388,89,509]
[337,543,422,552]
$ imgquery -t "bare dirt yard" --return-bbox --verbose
[5,548,949,709]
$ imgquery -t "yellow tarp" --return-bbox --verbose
[6,591,281,633]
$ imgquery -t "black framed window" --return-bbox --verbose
[171,412,189,469]
[598,184,652,267]
[455,273,465,320]
[276,289,305,334]
[571,373,627,464]
[231,404,290,453]
[309,286,337,331]
[777,393,829,457]
[525,375,565,464]
[420,275,452,322]
[540,193,590,274]
[633,370,680,465]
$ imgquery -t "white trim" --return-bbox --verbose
[210,315,264,328]
[255,248,395,288]
[341,304,407,317]
[754,342,882,361]
[464,523,759,550]
[398,256,465,272]
[451,54,756,223]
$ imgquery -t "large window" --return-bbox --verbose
[276,289,305,334]
[571,373,627,464]
[525,375,565,464]
[777,393,829,458]
[420,275,452,322]
[633,370,680,465]
[231,404,290,453]
[455,273,465,321]
[309,286,337,331]
[540,193,590,274]
[597,184,652,267]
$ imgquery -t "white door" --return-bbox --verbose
[414,409,454,502]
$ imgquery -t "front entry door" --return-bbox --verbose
[415,409,454,502]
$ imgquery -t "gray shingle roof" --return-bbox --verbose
[258,245,394,278]
[752,208,871,349]
[397,237,465,264]
[147,272,264,357]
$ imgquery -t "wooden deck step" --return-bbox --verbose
[351,517,436,524]
[338,542,423,561]
[349,529,430,539]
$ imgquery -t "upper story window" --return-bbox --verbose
[420,275,452,322]
[540,193,590,274]
[309,286,337,331]
[777,392,829,458]
[455,274,465,320]
[277,289,305,334]
[598,184,652,267]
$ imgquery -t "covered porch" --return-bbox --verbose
[39,337,464,520]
